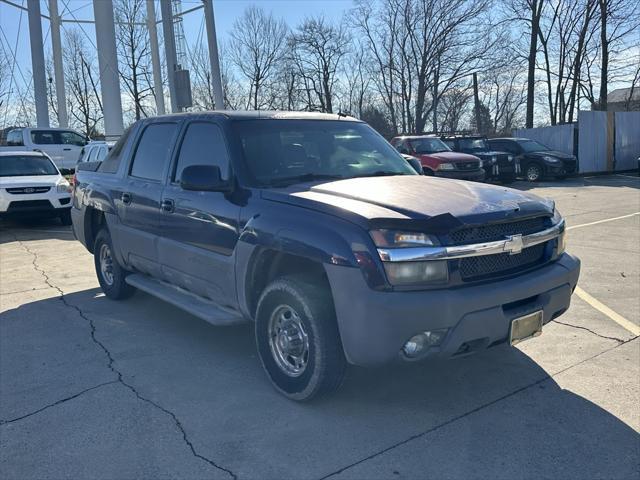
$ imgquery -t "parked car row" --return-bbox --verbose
[391,133,578,183]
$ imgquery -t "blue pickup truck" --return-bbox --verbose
[71,111,580,401]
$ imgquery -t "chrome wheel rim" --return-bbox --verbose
[527,165,541,181]
[268,305,309,377]
[99,243,114,286]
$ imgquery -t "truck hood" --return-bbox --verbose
[0,174,61,187]
[418,151,479,163]
[261,175,554,232]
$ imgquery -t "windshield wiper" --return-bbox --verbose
[266,173,344,187]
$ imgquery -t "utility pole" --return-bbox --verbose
[27,0,49,127]
[160,0,179,112]
[146,0,165,115]
[93,0,124,139]
[203,0,224,109]
[49,0,67,127]
[473,72,481,134]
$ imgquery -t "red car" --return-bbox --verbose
[391,135,485,181]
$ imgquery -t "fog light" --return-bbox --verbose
[402,329,448,358]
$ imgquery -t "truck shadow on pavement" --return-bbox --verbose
[0,218,74,244]
[2,287,638,480]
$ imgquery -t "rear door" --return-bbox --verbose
[117,121,180,278]
[157,120,240,305]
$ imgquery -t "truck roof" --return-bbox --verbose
[144,110,361,123]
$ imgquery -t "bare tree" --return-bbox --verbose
[437,85,473,133]
[63,30,103,136]
[0,49,10,117]
[115,0,154,120]
[229,6,288,110]
[190,41,242,110]
[596,0,640,109]
[288,16,350,113]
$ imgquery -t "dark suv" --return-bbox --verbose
[488,138,578,182]
[441,134,518,183]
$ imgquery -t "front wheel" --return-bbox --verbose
[525,162,543,182]
[93,229,135,300]
[255,276,346,401]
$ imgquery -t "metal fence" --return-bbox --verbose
[513,124,577,157]
[614,112,640,171]
[514,111,639,173]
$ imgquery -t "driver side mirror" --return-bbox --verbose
[180,165,231,192]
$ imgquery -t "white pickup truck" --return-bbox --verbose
[1,127,89,172]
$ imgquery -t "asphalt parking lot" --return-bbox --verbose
[1,173,639,480]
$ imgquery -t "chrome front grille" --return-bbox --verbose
[455,161,479,171]
[450,217,548,245]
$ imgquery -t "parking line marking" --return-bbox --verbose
[574,286,640,336]
[567,212,640,231]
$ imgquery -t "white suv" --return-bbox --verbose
[0,151,73,225]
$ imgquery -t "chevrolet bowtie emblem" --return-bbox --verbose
[504,234,524,255]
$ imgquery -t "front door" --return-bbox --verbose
[58,131,87,169]
[157,121,241,307]
[116,121,180,278]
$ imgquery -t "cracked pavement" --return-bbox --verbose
[1,174,639,479]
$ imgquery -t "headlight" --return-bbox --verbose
[543,156,561,163]
[370,229,437,247]
[383,261,449,286]
[438,163,455,171]
[508,155,513,161]
[56,180,72,193]
[370,229,447,284]
[491,155,497,163]
[552,209,566,254]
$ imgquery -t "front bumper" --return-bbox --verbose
[435,169,485,182]
[546,160,577,176]
[0,192,71,215]
[326,253,580,366]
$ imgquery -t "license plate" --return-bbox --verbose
[510,310,543,346]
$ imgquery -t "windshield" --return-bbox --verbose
[458,138,489,151]
[0,155,58,177]
[409,138,450,154]
[520,140,550,152]
[232,120,416,186]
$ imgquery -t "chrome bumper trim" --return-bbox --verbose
[377,219,565,262]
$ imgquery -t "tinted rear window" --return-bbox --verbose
[130,123,178,181]
[0,155,58,176]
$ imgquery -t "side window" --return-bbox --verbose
[31,130,57,145]
[7,130,24,146]
[173,122,229,183]
[84,147,95,162]
[442,139,455,149]
[500,141,519,154]
[130,123,177,181]
[96,146,108,161]
[60,131,87,146]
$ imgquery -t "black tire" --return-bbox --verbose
[525,162,543,182]
[422,167,434,176]
[93,228,135,300]
[59,209,72,226]
[255,276,347,401]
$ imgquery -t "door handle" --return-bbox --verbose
[121,192,132,205]
[160,199,175,213]
[63,148,71,151]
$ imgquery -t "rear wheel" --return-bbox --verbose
[94,229,135,300]
[255,276,346,401]
[525,162,543,182]
[59,209,72,226]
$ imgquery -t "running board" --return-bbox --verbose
[125,274,246,326]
